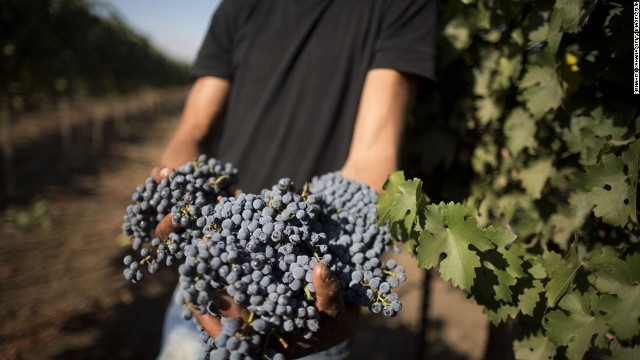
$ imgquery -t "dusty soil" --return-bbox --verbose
[0,102,488,360]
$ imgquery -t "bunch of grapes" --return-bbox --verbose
[122,155,238,283]
[121,157,406,359]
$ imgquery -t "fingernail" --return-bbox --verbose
[159,167,172,178]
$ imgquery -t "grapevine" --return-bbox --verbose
[381,0,640,359]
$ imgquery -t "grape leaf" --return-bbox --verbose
[474,48,501,96]
[443,13,472,50]
[544,292,608,360]
[494,54,523,90]
[563,110,627,165]
[604,340,640,360]
[518,279,544,317]
[527,256,548,280]
[594,286,640,341]
[554,0,583,33]
[475,96,501,125]
[526,9,550,44]
[378,171,423,231]
[513,333,556,360]
[589,248,638,293]
[555,0,597,33]
[627,253,640,283]
[471,135,498,175]
[543,245,581,307]
[520,159,555,199]
[548,192,592,250]
[416,202,494,291]
[483,225,517,247]
[483,261,517,303]
[484,303,519,324]
[621,141,639,223]
[589,251,640,340]
[504,107,537,156]
[517,65,564,119]
[584,153,636,227]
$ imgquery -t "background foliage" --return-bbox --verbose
[388,0,639,358]
[0,0,190,112]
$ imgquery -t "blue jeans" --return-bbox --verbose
[157,287,350,359]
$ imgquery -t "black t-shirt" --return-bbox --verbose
[192,0,436,193]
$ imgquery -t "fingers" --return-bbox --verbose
[210,292,251,320]
[155,213,180,239]
[193,311,223,337]
[192,292,251,340]
[151,166,174,183]
[312,262,346,319]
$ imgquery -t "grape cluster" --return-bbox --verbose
[121,157,406,359]
[122,155,238,283]
[309,172,405,316]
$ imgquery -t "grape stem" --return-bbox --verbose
[139,255,153,265]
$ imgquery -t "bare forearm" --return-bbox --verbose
[161,76,230,168]
[161,134,202,169]
[342,69,417,192]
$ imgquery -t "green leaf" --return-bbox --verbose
[584,153,636,227]
[416,202,494,291]
[504,107,537,156]
[443,14,472,50]
[621,141,640,223]
[471,135,498,175]
[494,54,523,90]
[627,253,640,283]
[543,245,581,307]
[548,192,593,250]
[518,279,544,317]
[544,292,609,360]
[378,171,423,230]
[593,286,640,341]
[555,0,597,33]
[589,249,637,293]
[475,96,502,125]
[483,225,517,247]
[518,65,564,119]
[482,252,521,303]
[554,0,583,33]
[520,159,555,199]
[589,251,640,340]
[473,48,501,96]
[513,333,556,360]
[527,256,548,280]
[526,9,550,44]
[501,243,526,279]
[564,110,628,165]
[484,303,519,324]
[604,340,640,360]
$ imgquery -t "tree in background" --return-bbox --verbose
[0,0,189,111]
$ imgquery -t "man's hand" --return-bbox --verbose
[149,165,359,357]
[193,262,359,358]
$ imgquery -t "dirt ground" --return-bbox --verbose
[0,102,488,359]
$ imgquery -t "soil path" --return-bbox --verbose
[0,107,487,359]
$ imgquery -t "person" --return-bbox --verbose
[151,0,436,358]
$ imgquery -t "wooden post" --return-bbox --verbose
[91,106,103,152]
[113,98,126,136]
[59,98,72,154]
[1,96,16,198]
